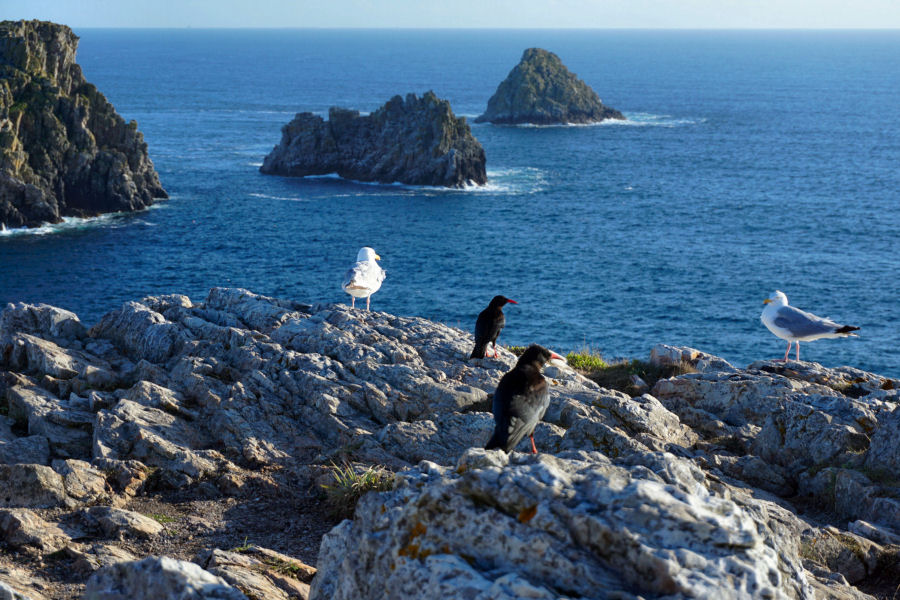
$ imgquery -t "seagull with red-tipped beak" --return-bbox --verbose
[470,295,517,359]
[485,344,566,454]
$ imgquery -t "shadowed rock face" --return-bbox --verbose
[260,91,487,188]
[0,20,167,229]
[476,47,625,125]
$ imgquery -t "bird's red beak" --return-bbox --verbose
[549,351,564,361]
[506,299,518,304]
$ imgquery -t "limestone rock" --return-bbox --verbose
[0,508,70,553]
[0,20,166,229]
[0,463,73,508]
[310,448,811,600]
[261,91,486,187]
[476,48,624,125]
[84,556,248,600]
[64,542,138,575]
[198,547,313,600]
[78,506,165,539]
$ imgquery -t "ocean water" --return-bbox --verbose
[1,29,898,376]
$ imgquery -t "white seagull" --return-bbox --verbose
[342,247,386,310]
[761,290,859,362]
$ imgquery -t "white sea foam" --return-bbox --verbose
[0,213,123,237]
[248,192,304,202]
[486,113,703,128]
[248,161,263,167]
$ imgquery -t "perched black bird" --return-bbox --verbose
[470,295,517,359]
[485,344,564,454]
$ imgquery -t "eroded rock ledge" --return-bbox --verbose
[476,47,625,125]
[1,290,898,599]
[0,20,167,230]
[260,91,487,188]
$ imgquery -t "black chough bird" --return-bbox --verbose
[485,344,565,454]
[470,295,517,359]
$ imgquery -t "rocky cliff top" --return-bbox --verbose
[0,20,166,230]
[476,47,625,125]
[1,290,899,599]
[261,91,487,188]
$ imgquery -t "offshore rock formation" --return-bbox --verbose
[476,47,625,125]
[0,20,166,230]
[1,291,900,598]
[260,91,487,188]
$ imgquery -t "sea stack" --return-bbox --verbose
[0,20,167,230]
[476,48,625,125]
[261,91,487,188]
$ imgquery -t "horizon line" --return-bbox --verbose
[62,25,900,31]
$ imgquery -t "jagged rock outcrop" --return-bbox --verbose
[0,20,166,229]
[476,48,625,125]
[1,293,900,598]
[260,91,486,187]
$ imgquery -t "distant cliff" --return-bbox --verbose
[261,91,487,188]
[476,48,625,125]
[0,20,166,229]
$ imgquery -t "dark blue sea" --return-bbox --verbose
[1,29,898,376]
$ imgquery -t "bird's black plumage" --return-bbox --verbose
[470,295,516,359]
[485,344,558,454]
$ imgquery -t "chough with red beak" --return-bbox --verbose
[470,295,517,359]
[485,344,565,454]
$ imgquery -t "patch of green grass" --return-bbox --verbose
[565,347,608,371]
[147,513,176,525]
[321,462,395,520]
[506,345,527,356]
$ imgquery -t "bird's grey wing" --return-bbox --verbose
[341,265,359,288]
[774,305,839,337]
[343,261,381,288]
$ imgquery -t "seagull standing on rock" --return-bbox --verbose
[470,295,517,359]
[342,247,385,310]
[761,290,859,362]
[485,344,566,454]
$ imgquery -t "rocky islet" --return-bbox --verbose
[0,20,167,230]
[260,92,487,188]
[476,47,625,125]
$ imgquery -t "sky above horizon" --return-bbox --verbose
[5,0,900,29]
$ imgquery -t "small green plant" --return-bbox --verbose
[321,462,395,520]
[147,513,176,525]
[565,346,608,371]
[231,536,254,552]
[506,345,527,356]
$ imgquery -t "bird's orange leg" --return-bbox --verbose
[530,434,537,454]
[781,341,790,362]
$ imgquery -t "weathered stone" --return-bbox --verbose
[89,302,187,363]
[64,542,138,575]
[51,458,108,503]
[84,556,248,600]
[0,20,166,230]
[476,48,624,125]
[261,91,486,188]
[0,435,49,465]
[198,547,313,600]
[78,506,164,539]
[0,463,73,508]
[0,508,70,553]
[310,448,810,600]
